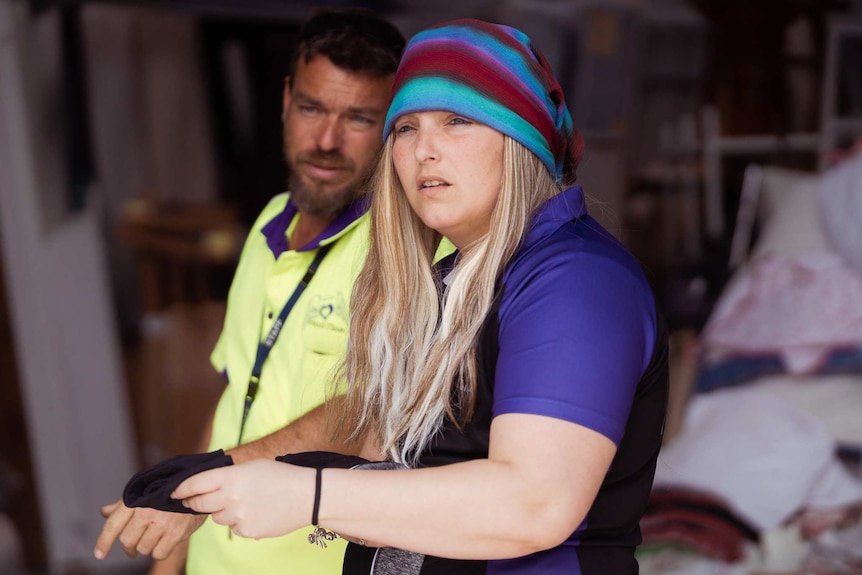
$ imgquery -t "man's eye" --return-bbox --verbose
[351,115,375,126]
[298,106,319,116]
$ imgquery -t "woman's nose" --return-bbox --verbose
[413,127,439,163]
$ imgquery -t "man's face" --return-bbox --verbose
[282,55,393,217]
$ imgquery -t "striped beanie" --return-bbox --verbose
[383,19,584,181]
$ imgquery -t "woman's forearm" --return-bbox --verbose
[316,414,614,559]
[174,413,615,559]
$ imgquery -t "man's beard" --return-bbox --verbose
[287,150,364,218]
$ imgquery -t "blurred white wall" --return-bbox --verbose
[83,5,221,335]
[0,2,144,572]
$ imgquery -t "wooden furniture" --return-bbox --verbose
[118,198,242,464]
[118,198,243,314]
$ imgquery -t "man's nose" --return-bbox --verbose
[316,116,344,151]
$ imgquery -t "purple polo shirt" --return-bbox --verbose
[492,185,657,445]
[416,186,669,574]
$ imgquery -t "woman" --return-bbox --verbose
[174,19,668,574]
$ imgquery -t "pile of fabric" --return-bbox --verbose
[641,488,758,562]
[638,386,862,574]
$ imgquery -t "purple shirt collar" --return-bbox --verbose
[522,186,588,249]
[261,194,370,258]
[435,186,587,280]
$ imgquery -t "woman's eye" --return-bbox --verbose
[450,117,471,125]
[395,124,415,134]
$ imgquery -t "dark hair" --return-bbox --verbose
[288,8,404,86]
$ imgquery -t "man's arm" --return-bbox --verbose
[225,394,380,463]
[94,398,218,570]
[94,500,202,563]
[147,540,188,575]
[93,392,373,569]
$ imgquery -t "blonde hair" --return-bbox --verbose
[340,135,563,465]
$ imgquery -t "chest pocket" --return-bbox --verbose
[302,292,349,356]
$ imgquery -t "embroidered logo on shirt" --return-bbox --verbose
[303,293,349,355]
[306,293,348,333]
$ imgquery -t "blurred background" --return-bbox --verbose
[1,0,862,573]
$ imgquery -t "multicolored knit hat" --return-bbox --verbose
[383,19,584,181]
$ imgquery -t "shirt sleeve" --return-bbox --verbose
[493,242,656,446]
[210,331,228,382]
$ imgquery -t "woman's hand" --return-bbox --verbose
[171,460,315,540]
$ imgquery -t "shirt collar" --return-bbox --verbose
[261,194,369,258]
[522,186,588,250]
[430,187,586,276]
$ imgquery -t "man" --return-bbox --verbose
[93,9,404,574]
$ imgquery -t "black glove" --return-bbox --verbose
[123,449,234,514]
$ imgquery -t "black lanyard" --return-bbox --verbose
[237,243,333,445]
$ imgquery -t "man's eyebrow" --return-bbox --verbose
[293,92,325,108]
[345,105,385,118]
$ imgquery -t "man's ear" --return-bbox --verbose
[282,76,292,121]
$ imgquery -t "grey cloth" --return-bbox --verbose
[352,461,407,471]
[370,547,425,575]
[351,461,426,575]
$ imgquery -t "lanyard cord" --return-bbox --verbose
[237,243,333,445]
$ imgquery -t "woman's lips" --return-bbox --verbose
[417,178,450,193]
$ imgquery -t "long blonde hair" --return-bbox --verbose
[340,134,563,465]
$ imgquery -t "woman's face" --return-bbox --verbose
[392,110,505,249]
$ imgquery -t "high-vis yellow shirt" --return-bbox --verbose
[187,192,369,575]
